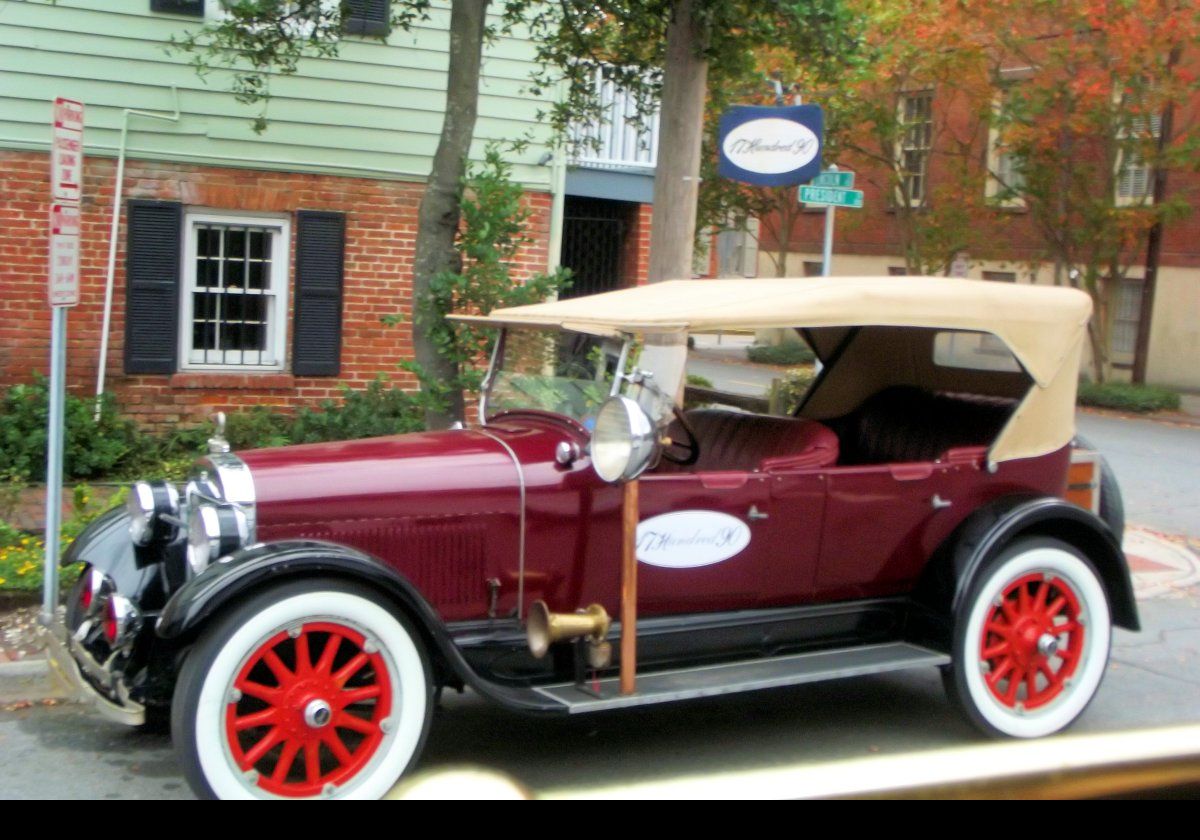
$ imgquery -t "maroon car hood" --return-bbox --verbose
[241,428,522,529]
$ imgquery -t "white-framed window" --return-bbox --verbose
[1110,277,1144,365]
[897,90,934,206]
[1115,87,1162,206]
[179,212,290,371]
[986,90,1026,207]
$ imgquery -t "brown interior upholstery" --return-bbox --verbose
[831,386,1016,465]
[664,409,840,473]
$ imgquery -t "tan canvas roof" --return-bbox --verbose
[460,276,1094,463]
[454,276,1092,387]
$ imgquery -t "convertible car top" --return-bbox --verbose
[456,276,1092,465]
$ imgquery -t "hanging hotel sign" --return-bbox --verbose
[718,104,823,187]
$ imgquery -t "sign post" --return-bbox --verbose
[799,168,863,276]
[43,98,83,623]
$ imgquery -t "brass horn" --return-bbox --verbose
[526,600,611,659]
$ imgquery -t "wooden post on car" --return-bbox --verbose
[620,479,639,695]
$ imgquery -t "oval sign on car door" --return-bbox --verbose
[636,510,751,569]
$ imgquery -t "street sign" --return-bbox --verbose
[49,203,81,307]
[799,185,864,209]
[810,170,855,189]
[52,98,84,203]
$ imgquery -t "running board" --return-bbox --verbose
[532,642,949,714]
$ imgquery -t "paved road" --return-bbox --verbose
[1076,412,1200,539]
[2,592,1198,799]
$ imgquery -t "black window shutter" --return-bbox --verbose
[293,211,346,377]
[150,0,205,16]
[124,200,182,375]
[343,0,390,36]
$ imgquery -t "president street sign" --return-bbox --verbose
[799,185,864,209]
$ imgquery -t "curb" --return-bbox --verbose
[1079,405,1200,430]
[0,656,48,678]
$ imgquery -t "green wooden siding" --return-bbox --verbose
[0,0,556,187]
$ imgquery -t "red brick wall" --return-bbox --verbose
[0,151,552,431]
[620,202,653,287]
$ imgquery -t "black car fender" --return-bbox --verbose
[61,507,174,611]
[155,540,562,714]
[917,494,1140,634]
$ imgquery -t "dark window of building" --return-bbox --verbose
[888,266,909,276]
[150,0,205,16]
[982,270,1017,282]
[343,0,390,36]
[803,261,824,277]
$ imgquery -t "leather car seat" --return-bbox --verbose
[672,409,840,472]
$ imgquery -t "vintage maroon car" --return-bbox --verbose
[49,277,1137,799]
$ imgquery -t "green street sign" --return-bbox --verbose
[799,185,864,209]
[810,170,855,189]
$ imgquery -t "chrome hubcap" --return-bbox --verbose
[1036,633,1059,658]
[304,698,333,729]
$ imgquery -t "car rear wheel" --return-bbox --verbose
[171,578,432,799]
[943,538,1111,739]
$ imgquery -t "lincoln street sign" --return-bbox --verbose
[809,170,855,189]
[799,185,864,209]
[718,104,823,187]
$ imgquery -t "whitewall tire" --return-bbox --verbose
[944,538,1111,739]
[171,579,432,799]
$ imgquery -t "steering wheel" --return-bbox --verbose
[661,406,700,466]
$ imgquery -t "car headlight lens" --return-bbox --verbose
[127,480,180,546]
[591,395,658,483]
[186,503,249,575]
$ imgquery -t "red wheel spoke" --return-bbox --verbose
[333,652,369,687]
[1002,667,1023,706]
[1018,583,1031,615]
[1025,669,1039,700]
[243,726,284,767]
[262,649,294,684]
[1033,580,1050,614]
[981,640,1009,660]
[1000,596,1019,623]
[234,707,280,731]
[238,680,284,705]
[1037,662,1056,684]
[272,740,302,784]
[987,658,1013,689]
[335,712,378,735]
[305,742,321,785]
[1045,595,1067,618]
[338,685,382,706]
[1056,620,1081,635]
[315,633,342,676]
[984,618,1010,638]
[295,631,312,676]
[322,731,354,766]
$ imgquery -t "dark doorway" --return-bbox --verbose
[560,197,633,299]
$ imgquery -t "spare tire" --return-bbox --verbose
[1073,434,1125,541]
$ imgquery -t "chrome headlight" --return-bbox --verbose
[591,395,658,483]
[186,503,249,574]
[127,480,180,546]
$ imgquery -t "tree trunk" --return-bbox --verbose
[411,0,490,428]
[647,0,709,283]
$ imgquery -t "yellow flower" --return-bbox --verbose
[0,577,6,585]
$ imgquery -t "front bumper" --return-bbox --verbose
[42,618,146,727]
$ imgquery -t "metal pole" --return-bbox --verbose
[42,306,67,622]
[821,164,838,277]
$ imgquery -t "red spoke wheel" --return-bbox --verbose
[172,579,432,799]
[944,538,1111,738]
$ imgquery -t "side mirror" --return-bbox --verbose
[590,395,658,483]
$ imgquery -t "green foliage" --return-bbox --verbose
[0,484,125,593]
[411,145,570,414]
[290,377,424,443]
[774,368,818,414]
[1077,381,1180,414]
[747,342,816,366]
[0,377,145,482]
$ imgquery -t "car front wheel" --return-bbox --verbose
[171,578,432,799]
[944,538,1111,739]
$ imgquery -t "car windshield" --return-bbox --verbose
[486,328,688,429]
[486,329,622,425]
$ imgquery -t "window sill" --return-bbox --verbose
[170,372,296,390]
